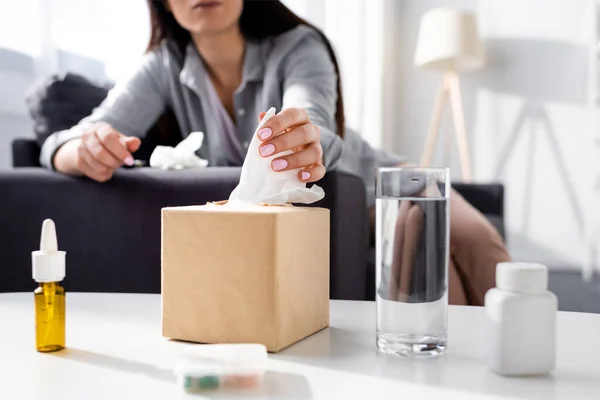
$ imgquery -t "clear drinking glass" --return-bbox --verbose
[375,167,450,356]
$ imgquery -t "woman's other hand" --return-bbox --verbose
[53,122,141,182]
[255,108,325,183]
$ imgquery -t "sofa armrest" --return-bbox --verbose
[313,171,369,300]
[0,168,368,300]
[12,139,41,167]
[452,183,504,217]
[452,183,505,239]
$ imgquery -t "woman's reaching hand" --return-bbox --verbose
[255,108,325,183]
[53,122,141,182]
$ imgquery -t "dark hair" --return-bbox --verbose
[147,0,345,138]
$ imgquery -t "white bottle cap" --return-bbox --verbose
[32,219,66,283]
[496,262,548,293]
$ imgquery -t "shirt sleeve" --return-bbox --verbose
[280,30,343,171]
[39,50,168,170]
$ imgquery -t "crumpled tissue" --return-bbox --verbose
[228,107,324,205]
[149,132,208,170]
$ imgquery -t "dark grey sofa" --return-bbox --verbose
[1,163,369,300]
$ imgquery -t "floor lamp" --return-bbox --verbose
[414,8,485,182]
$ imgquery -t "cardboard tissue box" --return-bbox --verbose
[161,107,330,352]
[161,204,330,352]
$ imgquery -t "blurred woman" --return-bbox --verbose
[40,0,509,305]
[43,0,343,183]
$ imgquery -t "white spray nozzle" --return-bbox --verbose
[32,219,66,283]
[40,219,58,253]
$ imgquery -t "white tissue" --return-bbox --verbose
[149,132,209,170]
[228,107,324,205]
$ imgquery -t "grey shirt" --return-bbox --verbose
[204,73,244,166]
[40,25,403,206]
[40,25,343,169]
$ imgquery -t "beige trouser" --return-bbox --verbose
[371,189,511,306]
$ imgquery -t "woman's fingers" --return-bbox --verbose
[69,123,140,182]
[256,108,308,141]
[81,130,121,169]
[76,146,113,182]
[258,124,319,157]
[121,136,142,153]
[254,108,325,182]
[96,124,135,166]
[257,111,266,122]
[298,163,326,183]
[77,142,110,173]
[271,142,323,172]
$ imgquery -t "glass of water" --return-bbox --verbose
[375,167,450,357]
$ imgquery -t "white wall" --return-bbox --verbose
[390,0,597,269]
[0,0,149,170]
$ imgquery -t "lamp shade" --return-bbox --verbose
[414,8,484,72]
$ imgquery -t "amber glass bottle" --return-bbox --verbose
[32,219,66,352]
[34,282,65,352]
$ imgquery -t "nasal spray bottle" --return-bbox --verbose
[32,219,66,352]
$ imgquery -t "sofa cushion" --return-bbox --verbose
[25,73,112,147]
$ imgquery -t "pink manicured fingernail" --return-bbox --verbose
[301,172,310,181]
[272,159,288,171]
[124,156,134,166]
[259,144,275,157]
[258,128,272,140]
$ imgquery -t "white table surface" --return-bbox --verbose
[0,293,598,400]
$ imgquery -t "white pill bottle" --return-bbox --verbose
[484,262,558,376]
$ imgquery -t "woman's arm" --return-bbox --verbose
[279,29,343,171]
[253,29,343,183]
[41,50,169,181]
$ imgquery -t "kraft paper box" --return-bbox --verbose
[161,204,330,352]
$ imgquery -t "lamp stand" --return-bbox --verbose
[420,71,473,182]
